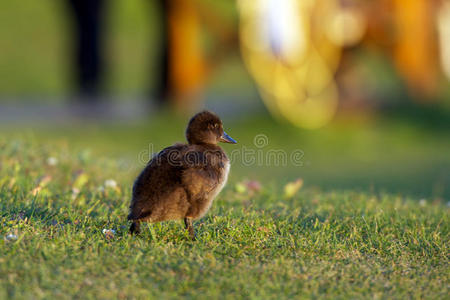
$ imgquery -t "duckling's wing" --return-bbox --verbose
[129,144,188,221]
[180,150,221,197]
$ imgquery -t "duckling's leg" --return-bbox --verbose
[184,218,196,240]
[129,221,141,235]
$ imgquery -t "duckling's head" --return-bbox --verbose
[186,111,237,145]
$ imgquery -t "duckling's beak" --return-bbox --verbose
[220,132,237,144]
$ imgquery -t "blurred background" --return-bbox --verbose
[0,0,449,199]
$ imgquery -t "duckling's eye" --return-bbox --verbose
[214,123,219,129]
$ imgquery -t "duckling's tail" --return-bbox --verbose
[127,212,134,221]
[128,209,152,221]
[129,221,141,235]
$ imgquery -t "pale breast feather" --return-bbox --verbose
[211,160,230,199]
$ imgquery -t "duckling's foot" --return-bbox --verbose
[184,218,196,241]
[129,221,141,235]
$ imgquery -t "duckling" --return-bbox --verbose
[128,111,237,240]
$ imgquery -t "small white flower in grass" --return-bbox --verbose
[47,157,58,166]
[419,199,427,207]
[71,188,80,200]
[104,179,117,189]
[5,234,18,241]
[102,229,116,240]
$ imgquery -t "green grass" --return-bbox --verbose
[0,124,449,299]
[2,112,449,199]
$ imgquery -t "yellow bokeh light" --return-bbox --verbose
[238,0,346,129]
[437,1,450,81]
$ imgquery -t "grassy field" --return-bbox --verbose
[1,1,448,296]
[0,113,449,299]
